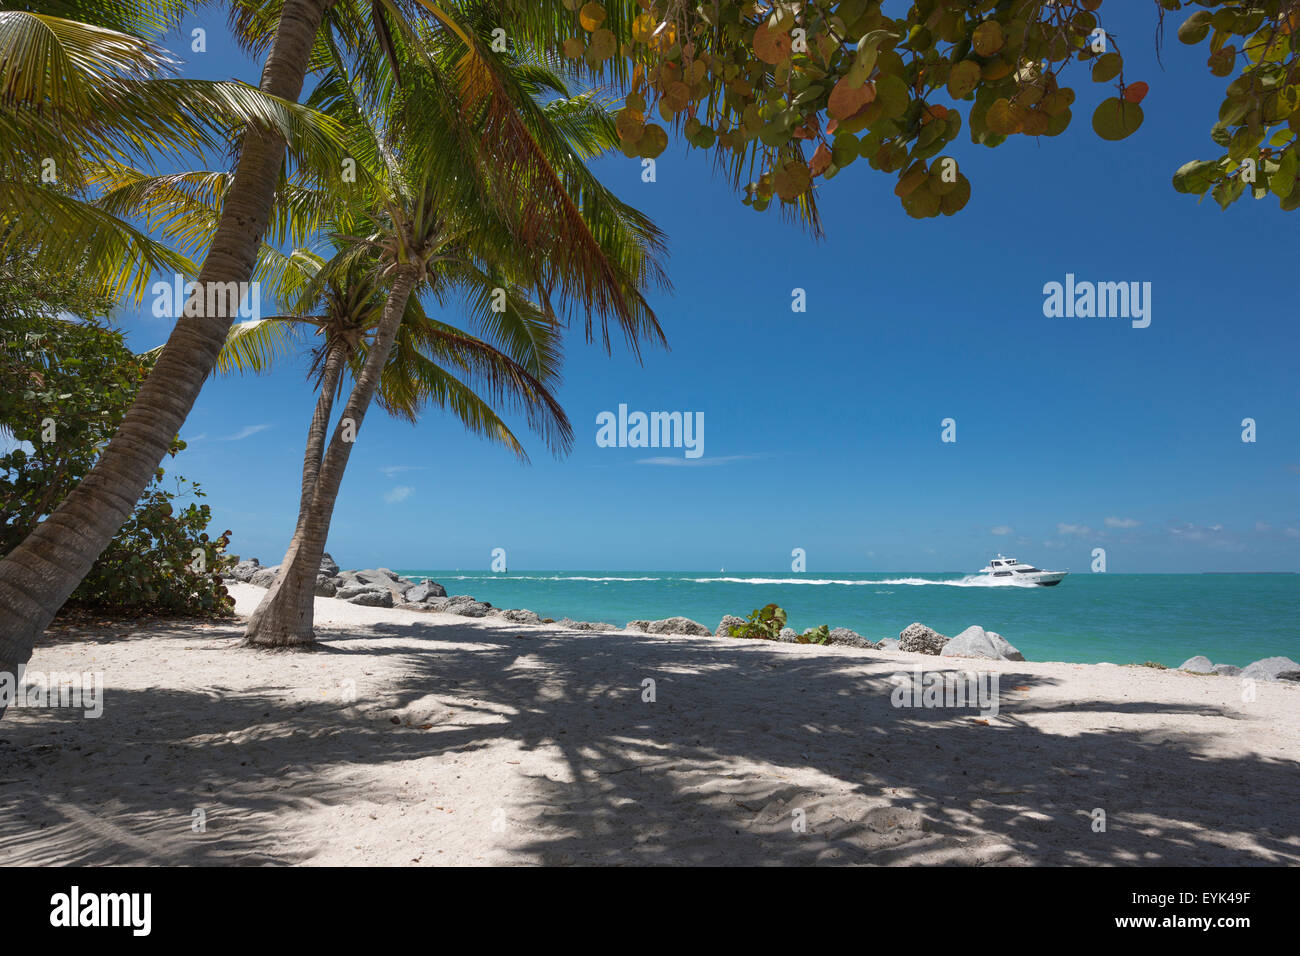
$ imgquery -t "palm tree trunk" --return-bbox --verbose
[0,0,332,716]
[295,340,347,532]
[244,267,420,646]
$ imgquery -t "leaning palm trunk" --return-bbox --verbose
[244,267,420,646]
[295,341,348,533]
[0,0,331,708]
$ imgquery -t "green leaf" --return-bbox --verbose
[1092,98,1144,141]
[1172,159,1221,195]
[1091,52,1122,83]
[1271,148,1297,198]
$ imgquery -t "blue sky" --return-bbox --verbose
[105,7,1299,573]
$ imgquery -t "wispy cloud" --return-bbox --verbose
[380,465,427,477]
[636,454,761,467]
[220,424,271,441]
[384,485,414,503]
[1169,522,1225,541]
[1057,523,1093,537]
[1104,516,1141,528]
[989,525,1014,536]
[1167,522,1246,552]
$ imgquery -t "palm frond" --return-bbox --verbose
[215,317,308,375]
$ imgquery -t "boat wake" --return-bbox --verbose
[404,574,1040,588]
[434,574,663,582]
[688,575,1040,588]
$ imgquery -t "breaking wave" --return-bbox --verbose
[687,575,1040,588]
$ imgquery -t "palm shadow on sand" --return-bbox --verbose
[1,616,1295,865]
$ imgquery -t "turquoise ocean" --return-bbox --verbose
[391,570,1300,667]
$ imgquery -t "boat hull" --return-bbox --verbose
[1025,572,1067,586]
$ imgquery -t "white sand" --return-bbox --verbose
[1,581,1297,866]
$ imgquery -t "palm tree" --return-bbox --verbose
[241,14,666,645]
[215,246,572,538]
[96,8,666,646]
[0,0,645,693]
[0,0,338,689]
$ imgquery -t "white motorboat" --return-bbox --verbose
[978,555,1067,586]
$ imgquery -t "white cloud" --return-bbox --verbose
[1169,522,1224,541]
[384,485,414,503]
[1057,523,1092,537]
[220,424,271,441]
[380,465,427,476]
[989,525,1014,536]
[1104,516,1140,528]
[636,454,758,467]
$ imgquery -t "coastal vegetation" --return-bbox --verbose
[1,308,232,616]
[727,602,789,640]
[726,603,833,644]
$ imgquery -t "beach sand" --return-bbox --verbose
[1,581,1296,866]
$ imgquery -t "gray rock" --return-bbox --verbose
[557,618,614,631]
[334,570,364,588]
[1240,656,1300,682]
[441,594,494,615]
[410,579,447,599]
[248,566,281,589]
[828,627,877,649]
[940,625,1025,662]
[625,616,711,637]
[336,584,386,601]
[502,608,542,625]
[777,627,799,643]
[343,568,402,588]
[319,552,340,576]
[877,638,901,650]
[1211,664,1242,677]
[227,558,261,582]
[450,601,492,618]
[1179,655,1215,674]
[343,588,393,608]
[899,622,947,655]
[716,615,747,637]
[403,581,437,603]
[362,568,402,584]
[314,575,338,597]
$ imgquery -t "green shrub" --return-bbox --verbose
[728,603,788,640]
[0,312,233,617]
[797,624,832,645]
[727,604,836,644]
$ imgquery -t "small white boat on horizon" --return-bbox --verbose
[979,555,1067,587]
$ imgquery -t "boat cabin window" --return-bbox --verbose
[994,571,1011,577]
[1015,567,1042,573]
